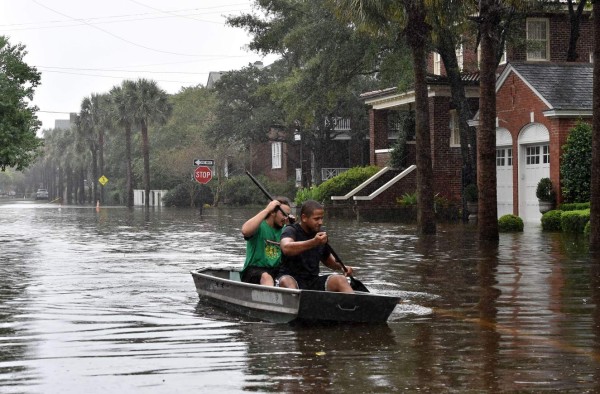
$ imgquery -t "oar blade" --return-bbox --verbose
[350,276,369,293]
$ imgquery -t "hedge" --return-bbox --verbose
[557,202,590,211]
[541,210,563,232]
[560,209,590,233]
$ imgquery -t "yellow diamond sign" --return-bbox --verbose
[98,175,109,186]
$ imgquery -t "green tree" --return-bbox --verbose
[131,78,172,208]
[561,122,592,203]
[227,0,391,184]
[109,81,137,207]
[0,36,42,171]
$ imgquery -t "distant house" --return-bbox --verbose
[361,6,594,221]
[248,119,370,187]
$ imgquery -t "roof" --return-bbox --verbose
[499,62,593,110]
[360,72,480,100]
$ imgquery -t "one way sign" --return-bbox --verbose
[194,159,214,166]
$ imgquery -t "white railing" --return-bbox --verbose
[322,168,349,181]
[325,117,351,131]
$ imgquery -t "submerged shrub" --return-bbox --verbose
[541,210,563,232]
[498,214,524,232]
[560,209,590,233]
[584,221,591,237]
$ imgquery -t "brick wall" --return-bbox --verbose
[510,13,593,63]
[429,97,463,201]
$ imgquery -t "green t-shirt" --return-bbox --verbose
[242,220,283,272]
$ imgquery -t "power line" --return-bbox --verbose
[0,3,252,29]
[29,0,246,57]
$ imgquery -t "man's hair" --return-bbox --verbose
[274,196,291,207]
[300,200,323,217]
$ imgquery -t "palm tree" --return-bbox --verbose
[110,81,136,208]
[131,78,172,208]
[78,96,100,204]
[334,0,436,235]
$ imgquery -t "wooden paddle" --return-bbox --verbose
[245,170,370,292]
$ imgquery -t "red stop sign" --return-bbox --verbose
[194,166,212,184]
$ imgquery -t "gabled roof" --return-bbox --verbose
[496,62,593,111]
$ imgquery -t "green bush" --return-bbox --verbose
[164,183,213,207]
[536,177,555,202]
[222,175,296,206]
[498,214,524,232]
[295,166,379,205]
[558,202,590,211]
[541,210,563,231]
[560,121,592,203]
[560,209,590,233]
[294,186,321,205]
[397,191,418,206]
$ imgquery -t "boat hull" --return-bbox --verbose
[191,268,400,323]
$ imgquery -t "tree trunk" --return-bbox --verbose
[125,124,134,208]
[91,145,98,205]
[590,0,600,251]
[405,0,436,235]
[66,164,72,204]
[478,0,500,241]
[437,32,477,222]
[99,128,105,204]
[141,119,151,208]
[566,0,587,62]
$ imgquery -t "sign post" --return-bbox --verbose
[194,166,212,184]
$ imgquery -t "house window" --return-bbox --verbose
[271,142,282,169]
[433,52,441,75]
[527,18,550,61]
[496,148,513,166]
[496,149,505,166]
[542,145,550,164]
[526,146,541,165]
[449,110,460,147]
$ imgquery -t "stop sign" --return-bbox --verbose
[194,166,212,184]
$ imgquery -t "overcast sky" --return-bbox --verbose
[1,0,274,131]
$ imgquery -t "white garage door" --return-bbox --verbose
[496,128,513,218]
[518,124,550,222]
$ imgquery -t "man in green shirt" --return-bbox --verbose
[241,197,292,285]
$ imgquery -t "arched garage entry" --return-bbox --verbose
[496,128,513,217]
[518,123,550,222]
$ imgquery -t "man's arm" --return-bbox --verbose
[241,200,280,238]
[280,231,328,256]
[322,250,354,276]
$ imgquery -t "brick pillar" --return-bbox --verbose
[370,109,388,166]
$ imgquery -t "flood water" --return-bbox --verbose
[1,200,599,393]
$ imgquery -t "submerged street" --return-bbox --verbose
[1,200,599,393]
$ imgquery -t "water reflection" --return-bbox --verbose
[1,201,600,392]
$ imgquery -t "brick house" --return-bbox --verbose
[361,6,594,221]
[250,121,370,187]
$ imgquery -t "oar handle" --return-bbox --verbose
[327,243,348,273]
[246,170,295,223]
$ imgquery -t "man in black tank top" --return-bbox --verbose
[277,200,354,292]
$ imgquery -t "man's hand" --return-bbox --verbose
[313,231,328,246]
[342,265,354,277]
